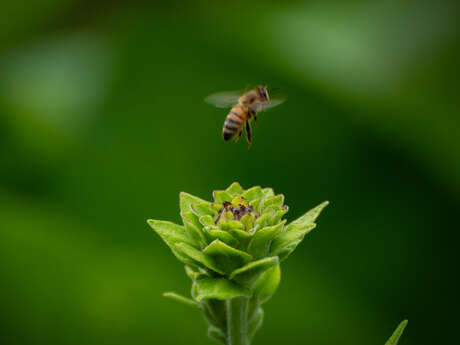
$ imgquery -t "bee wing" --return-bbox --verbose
[256,97,285,111]
[205,91,242,108]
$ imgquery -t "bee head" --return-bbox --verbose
[257,86,269,102]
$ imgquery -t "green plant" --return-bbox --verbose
[385,320,408,345]
[147,182,408,345]
[148,182,328,345]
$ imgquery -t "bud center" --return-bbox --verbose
[215,196,258,223]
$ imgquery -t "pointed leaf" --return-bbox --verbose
[208,325,226,344]
[182,211,201,228]
[242,186,263,201]
[147,219,196,246]
[200,214,215,227]
[248,308,264,341]
[270,223,315,259]
[185,265,208,280]
[254,264,281,304]
[219,220,244,231]
[218,209,235,223]
[213,190,233,203]
[228,228,253,242]
[175,242,225,275]
[226,182,244,196]
[247,221,286,258]
[194,277,251,301]
[240,213,255,231]
[261,187,274,198]
[182,214,207,244]
[385,320,408,345]
[249,199,262,214]
[270,201,328,260]
[231,195,247,206]
[212,202,223,213]
[270,208,288,225]
[286,200,329,232]
[263,195,285,209]
[254,209,275,230]
[203,240,252,273]
[273,239,303,262]
[147,220,198,264]
[206,229,238,247]
[230,256,279,287]
[192,202,216,217]
[180,192,207,213]
[163,292,199,309]
[147,219,196,245]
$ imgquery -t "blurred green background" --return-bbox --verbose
[1,1,459,344]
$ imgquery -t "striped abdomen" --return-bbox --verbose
[222,105,248,141]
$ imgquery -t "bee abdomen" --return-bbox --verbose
[222,106,246,141]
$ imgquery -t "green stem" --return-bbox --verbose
[226,297,249,345]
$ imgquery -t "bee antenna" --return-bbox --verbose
[270,87,280,92]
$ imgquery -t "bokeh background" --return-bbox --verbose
[1,1,459,344]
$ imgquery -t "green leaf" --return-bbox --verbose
[206,229,238,247]
[147,219,196,246]
[208,325,226,344]
[254,209,275,230]
[261,187,274,198]
[147,219,198,264]
[240,213,255,231]
[270,201,329,261]
[213,190,233,203]
[385,320,408,345]
[200,214,215,227]
[242,186,263,201]
[185,265,208,280]
[248,307,264,341]
[247,221,286,258]
[254,264,281,304]
[249,199,262,214]
[225,182,244,196]
[175,242,225,275]
[271,224,315,260]
[228,228,253,242]
[180,192,207,213]
[203,240,252,273]
[286,200,329,232]
[194,277,251,301]
[273,239,303,262]
[192,202,216,217]
[212,202,223,212]
[230,256,279,287]
[182,211,201,228]
[182,213,207,244]
[219,220,244,231]
[162,292,199,309]
[270,208,289,225]
[263,195,285,209]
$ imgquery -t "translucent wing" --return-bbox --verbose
[256,97,285,112]
[205,91,242,108]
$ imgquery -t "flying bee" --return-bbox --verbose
[205,85,284,148]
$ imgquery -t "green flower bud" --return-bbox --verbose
[147,182,328,345]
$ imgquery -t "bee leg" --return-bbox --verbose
[254,114,258,127]
[245,120,252,148]
[235,129,243,143]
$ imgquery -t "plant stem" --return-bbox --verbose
[226,297,249,345]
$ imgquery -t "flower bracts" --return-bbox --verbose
[147,182,328,344]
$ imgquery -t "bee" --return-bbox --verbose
[205,85,284,148]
